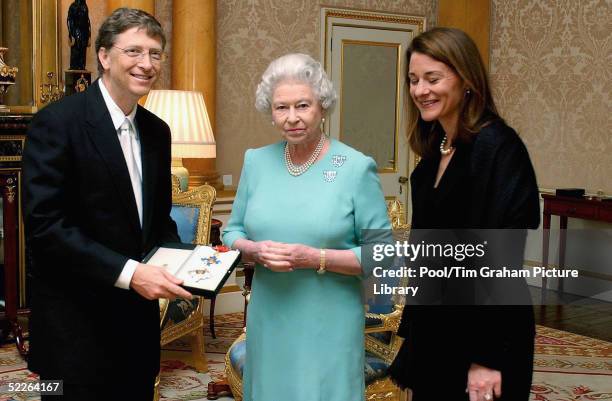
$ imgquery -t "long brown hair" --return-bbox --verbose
[407,27,501,159]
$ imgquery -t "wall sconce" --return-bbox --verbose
[144,90,216,191]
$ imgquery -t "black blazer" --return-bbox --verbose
[391,120,540,400]
[22,81,179,383]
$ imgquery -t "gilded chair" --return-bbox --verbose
[223,201,410,401]
[154,178,216,400]
[363,200,410,400]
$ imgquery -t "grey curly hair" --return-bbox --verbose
[255,53,337,114]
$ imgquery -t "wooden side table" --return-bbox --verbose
[541,194,612,303]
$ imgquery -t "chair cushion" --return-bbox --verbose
[366,331,393,346]
[365,315,385,328]
[162,297,200,327]
[229,337,246,377]
[170,205,200,244]
[365,352,390,385]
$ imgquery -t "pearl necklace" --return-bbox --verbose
[284,135,326,176]
[440,134,454,155]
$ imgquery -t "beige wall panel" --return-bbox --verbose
[490,0,612,193]
[107,0,154,14]
[216,0,437,185]
[438,0,489,67]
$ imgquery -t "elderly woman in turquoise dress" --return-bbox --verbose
[223,53,391,401]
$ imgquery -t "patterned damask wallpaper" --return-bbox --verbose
[216,0,437,184]
[490,0,611,193]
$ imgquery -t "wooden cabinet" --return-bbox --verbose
[0,114,31,356]
[541,194,612,303]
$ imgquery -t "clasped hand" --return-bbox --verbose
[251,241,316,272]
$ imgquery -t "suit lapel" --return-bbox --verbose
[135,108,159,246]
[84,81,142,237]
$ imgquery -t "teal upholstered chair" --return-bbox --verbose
[224,201,409,401]
[154,177,216,400]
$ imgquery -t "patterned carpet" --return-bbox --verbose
[0,314,609,400]
[158,314,242,401]
[531,326,612,400]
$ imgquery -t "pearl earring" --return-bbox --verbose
[272,121,275,126]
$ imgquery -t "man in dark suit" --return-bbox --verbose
[22,8,191,400]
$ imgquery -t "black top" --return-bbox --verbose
[388,120,540,401]
[419,141,473,229]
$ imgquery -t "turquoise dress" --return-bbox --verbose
[223,139,390,401]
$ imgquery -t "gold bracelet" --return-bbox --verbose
[317,249,326,275]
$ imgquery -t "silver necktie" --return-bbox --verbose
[119,119,143,226]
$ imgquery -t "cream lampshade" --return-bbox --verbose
[144,90,216,190]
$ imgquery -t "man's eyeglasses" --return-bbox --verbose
[112,46,167,63]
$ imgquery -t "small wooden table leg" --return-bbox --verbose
[207,380,232,400]
[209,296,216,339]
[541,212,551,305]
[558,216,568,295]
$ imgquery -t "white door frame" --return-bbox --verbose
[321,7,426,223]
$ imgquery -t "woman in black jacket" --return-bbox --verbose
[388,27,540,401]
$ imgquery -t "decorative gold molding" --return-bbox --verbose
[0,135,26,162]
[322,6,426,80]
[32,0,62,109]
[5,181,16,203]
[325,9,425,30]
[160,298,205,343]
[172,184,216,245]
[366,377,403,400]
[225,333,246,401]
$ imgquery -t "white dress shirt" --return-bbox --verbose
[98,79,142,290]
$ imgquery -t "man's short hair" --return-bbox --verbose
[95,7,166,75]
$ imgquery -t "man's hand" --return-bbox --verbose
[130,263,193,300]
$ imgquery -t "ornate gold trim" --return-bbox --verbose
[171,174,181,194]
[33,0,62,109]
[366,376,403,400]
[0,135,26,162]
[5,181,15,203]
[387,200,410,230]
[322,7,426,69]
[325,9,425,33]
[160,297,205,344]
[171,184,216,245]
[225,333,246,401]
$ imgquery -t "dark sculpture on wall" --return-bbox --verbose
[67,0,90,71]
